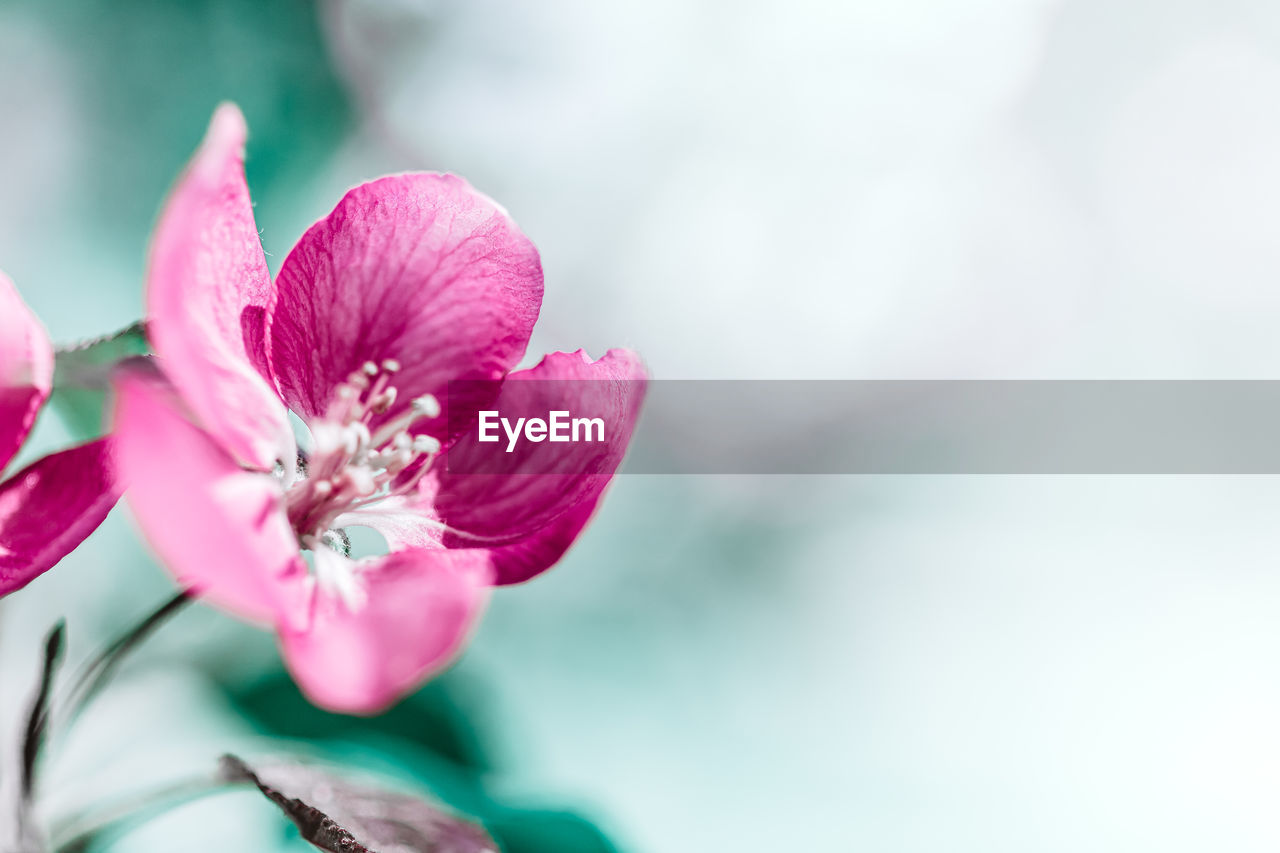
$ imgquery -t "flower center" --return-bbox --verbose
[284,359,440,548]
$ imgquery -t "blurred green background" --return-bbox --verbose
[0,0,633,849]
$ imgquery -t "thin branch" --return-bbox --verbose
[21,621,66,801]
[52,589,194,733]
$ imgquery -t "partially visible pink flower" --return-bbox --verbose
[114,104,645,714]
[0,272,120,597]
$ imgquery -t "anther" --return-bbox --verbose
[412,434,441,454]
[347,468,377,497]
[412,394,441,419]
[371,387,398,413]
[341,423,371,457]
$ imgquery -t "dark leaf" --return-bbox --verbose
[21,621,66,800]
[220,754,498,853]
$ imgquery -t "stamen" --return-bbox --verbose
[341,422,371,457]
[286,360,445,543]
[412,434,441,454]
[412,394,441,418]
[345,467,377,497]
[371,386,398,413]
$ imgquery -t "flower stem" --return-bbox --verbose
[10,590,196,852]
[12,623,66,853]
[54,589,194,733]
[20,624,65,801]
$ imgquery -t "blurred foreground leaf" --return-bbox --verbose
[485,810,619,853]
[232,674,494,775]
[50,322,149,439]
[230,674,622,852]
[221,754,497,853]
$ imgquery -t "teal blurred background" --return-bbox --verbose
[7,0,1280,851]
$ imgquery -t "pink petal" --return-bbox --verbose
[0,439,120,597]
[332,496,443,551]
[113,366,308,628]
[427,348,647,584]
[483,491,603,586]
[0,271,52,473]
[266,173,543,440]
[147,103,294,471]
[279,548,492,714]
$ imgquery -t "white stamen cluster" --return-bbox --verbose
[286,359,440,545]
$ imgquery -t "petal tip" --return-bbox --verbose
[178,103,248,189]
[524,347,648,379]
[207,102,248,152]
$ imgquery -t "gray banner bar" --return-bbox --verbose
[617,381,1280,474]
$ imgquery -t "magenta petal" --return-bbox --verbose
[267,173,543,438]
[147,103,293,471]
[279,548,491,715]
[428,348,647,584]
[484,492,603,586]
[0,439,120,597]
[113,366,307,628]
[0,271,53,473]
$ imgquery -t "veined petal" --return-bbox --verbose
[267,173,542,441]
[333,496,443,551]
[0,271,52,473]
[113,366,307,628]
[279,547,492,715]
[483,491,603,586]
[0,439,120,597]
[147,103,294,471]
[427,348,647,584]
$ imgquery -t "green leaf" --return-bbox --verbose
[227,673,626,852]
[229,673,496,776]
[50,322,149,440]
[487,809,621,853]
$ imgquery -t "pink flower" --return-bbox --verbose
[0,273,120,597]
[113,104,646,714]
